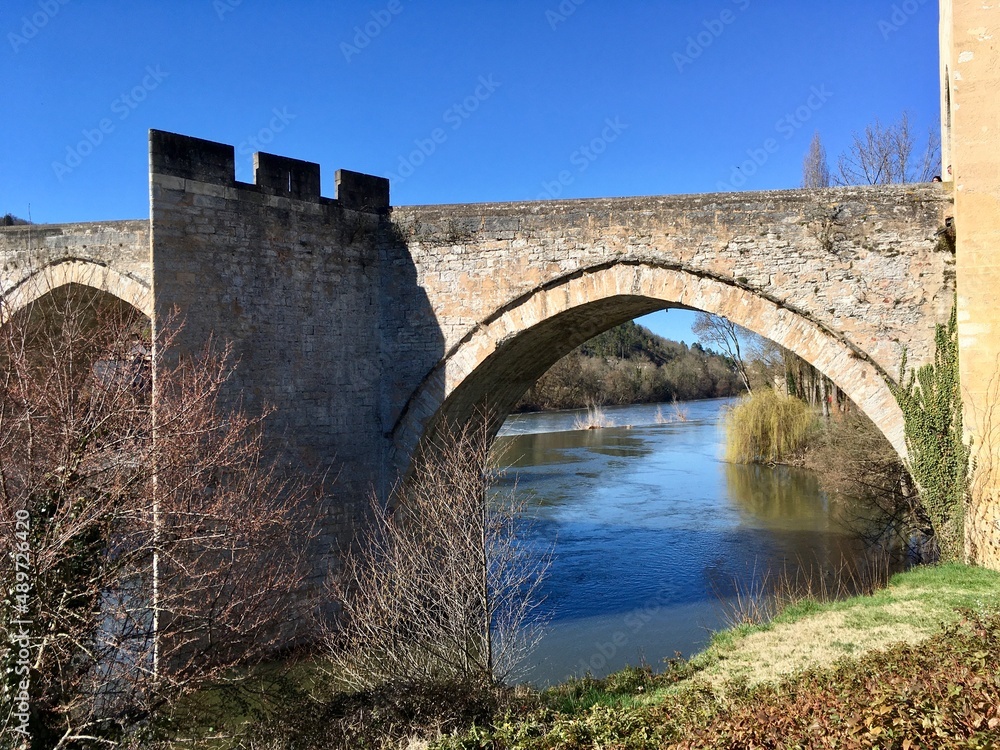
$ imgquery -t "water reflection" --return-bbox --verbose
[497,399,888,686]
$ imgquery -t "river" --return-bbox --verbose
[495,398,882,686]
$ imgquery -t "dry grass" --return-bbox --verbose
[654,398,689,425]
[572,403,613,430]
[695,609,930,690]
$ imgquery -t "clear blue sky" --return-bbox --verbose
[3,0,941,344]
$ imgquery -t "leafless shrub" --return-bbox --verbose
[836,111,940,185]
[0,284,320,748]
[572,402,612,430]
[801,409,931,563]
[325,420,550,696]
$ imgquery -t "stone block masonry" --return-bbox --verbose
[148,130,391,579]
[386,184,955,474]
[943,0,1000,569]
[0,220,151,317]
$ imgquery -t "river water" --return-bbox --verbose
[495,398,878,686]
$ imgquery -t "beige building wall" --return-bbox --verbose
[945,0,1000,567]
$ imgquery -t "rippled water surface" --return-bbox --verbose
[495,399,874,686]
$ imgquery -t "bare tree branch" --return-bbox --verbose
[325,419,550,694]
[836,112,940,185]
[692,313,755,394]
[0,283,321,747]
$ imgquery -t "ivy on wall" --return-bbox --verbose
[891,304,970,562]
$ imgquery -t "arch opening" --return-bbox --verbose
[1,259,152,323]
[392,264,907,473]
[2,283,152,394]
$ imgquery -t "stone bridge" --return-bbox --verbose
[0,130,957,560]
[386,185,953,470]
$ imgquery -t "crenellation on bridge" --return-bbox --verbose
[149,129,389,213]
[148,131,392,575]
[253,151,322,199]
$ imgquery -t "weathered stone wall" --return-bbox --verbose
[148,130,391,573]
[0,220,151,316]
[945,0,1000,569]
[387,185,955,465]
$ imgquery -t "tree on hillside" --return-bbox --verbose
[516,322,743,411]
[579,320,680,366]
[692,313,755,394]
[0,285,319,747]
[802,131,832,188]
[836,112,940,185]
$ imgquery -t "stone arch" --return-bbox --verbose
[391,263,907,472]
[1,259,152,322]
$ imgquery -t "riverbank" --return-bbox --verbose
[493,397,874,686]
[168,561,1000,747]
[427,563,1000,749]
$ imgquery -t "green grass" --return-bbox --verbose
[683,563,1000,690]
[425,563,1000,749]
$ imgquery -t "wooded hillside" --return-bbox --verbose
[516,321,742,411]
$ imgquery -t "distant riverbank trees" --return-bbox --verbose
[515,321,743,412]
[515,316,846,415]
